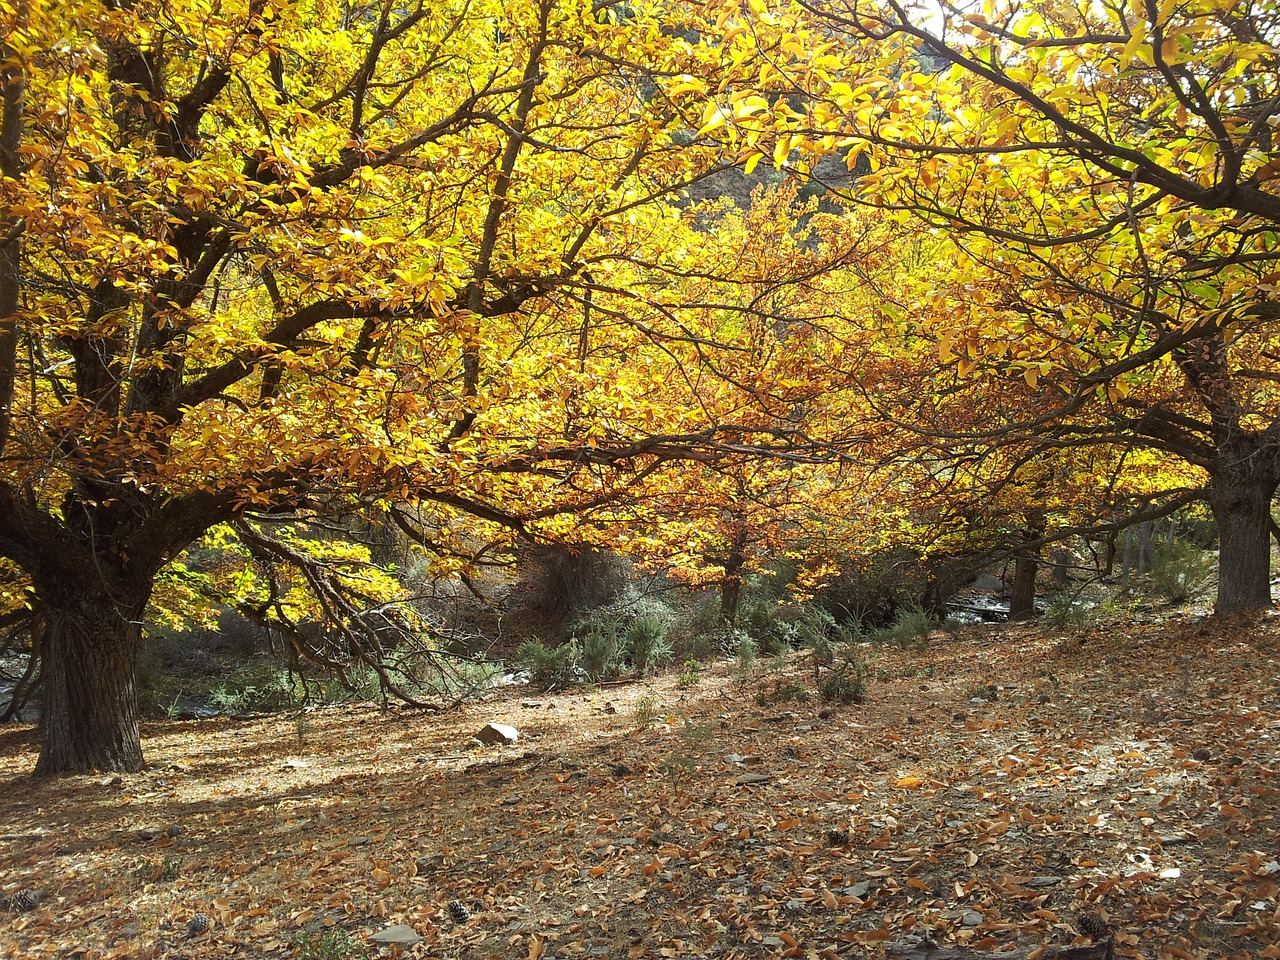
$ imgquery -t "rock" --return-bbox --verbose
[165,824,183,838]
[961,910,984,926]
[369,924,423,947]
[475,723,519,746]
[973,573,1003,592]
[844,881,871,898]
[1192,747,1211,761]
[724,753,745,764]
[736,772,772,785]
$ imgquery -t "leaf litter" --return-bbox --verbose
[1,612,1277,959]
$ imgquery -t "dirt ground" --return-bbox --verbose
[1,610,1278,959]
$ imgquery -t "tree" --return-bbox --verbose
[0,0,791,774]
[716,0,1280,612]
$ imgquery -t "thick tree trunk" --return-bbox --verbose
[1209,478,1276,614]
[34,580,148,776]
[1008,511,1044,621]
[1008,555,1038,620]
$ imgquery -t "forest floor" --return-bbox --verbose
[1,609,1278,960]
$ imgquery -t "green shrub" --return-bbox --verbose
[579,623,623,680]
[1149,539,1215,603]
[819,658,865,704]
[1043,593,1093,630]
[631,694,658,731]
[626,614,672,675]
[676,658,702,688]
[293,928,370,960]
[677,630,718,661]
[754,677,811,706]
[869,602,933,650]
[515,640,580,689]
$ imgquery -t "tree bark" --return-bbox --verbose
[1008,511,1044,621]
[720,529,749,624]
[1209,477,1276,614]
[33,578,149,776]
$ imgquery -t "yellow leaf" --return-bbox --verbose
[1118,23,1147,70]
[668,77,708,97]
[938,330,954,363]
[744,152,763,175]
[697,103,728,138]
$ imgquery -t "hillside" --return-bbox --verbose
[1,613,1278,960]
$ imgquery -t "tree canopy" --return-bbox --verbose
[2,0,1278,775]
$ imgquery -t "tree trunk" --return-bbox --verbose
[1008,554,1038,620]
[34,579,148,776]
[1210,478,1276,615]
[1137,521,1154,575]
[720,529,748,625]
[1008,511,1044,621]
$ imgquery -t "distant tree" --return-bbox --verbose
[720,0,1280,612]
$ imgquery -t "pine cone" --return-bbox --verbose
[446,900,471,924]
[1075,908,1111,941]
[187,912,211,935]
[5,888,39,912]
[824,827,850,847]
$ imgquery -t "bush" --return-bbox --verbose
[626,614,673,675]
[1149,539,1215,603]
[754,677,811,706]
[293,928,370,960]
[819,658,866,704]
[578,623,624,680]
[515,640,580,689]
[631,694,658,731]
[676,658,702,688]
[868,602,933,650]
